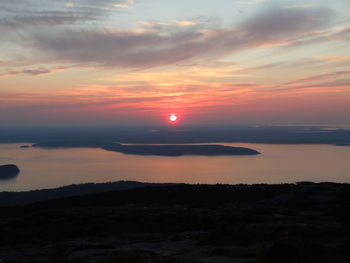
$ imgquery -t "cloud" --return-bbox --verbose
[0,66,67,77]
[140,19,202,30]
[282,5,314,9]
[242,7,332,40]
[287,70,350,84]
[319,56,350,67]
[269,70,350,93]
[0,0,133,28]
[113,0,134,9]
[242,62,285,71]
[264,24,350,51]
[334,26,350,39]
[28,7,334,69]
[237,0,267,5]
[100,63,248,87]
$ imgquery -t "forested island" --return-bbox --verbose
[0,164,20,179]
[102,143,260,156]
[32,142,260,156]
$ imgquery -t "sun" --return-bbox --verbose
[169,114,177,122]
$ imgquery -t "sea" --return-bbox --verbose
[1,143,350,191]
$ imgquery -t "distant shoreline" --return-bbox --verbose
[1,125,350,146]
[2,141,349,147]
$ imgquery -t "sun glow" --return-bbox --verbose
[169,114,177,122]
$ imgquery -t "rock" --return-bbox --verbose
[0,164,20,179]
[20,145,31,148]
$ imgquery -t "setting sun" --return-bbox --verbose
[169,114,177,122]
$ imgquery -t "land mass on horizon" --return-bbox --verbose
[32,142,260,156]
[1,125,350,145]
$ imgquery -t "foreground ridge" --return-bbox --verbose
[0,182,349,262]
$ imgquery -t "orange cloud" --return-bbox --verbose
[282,5,314,9]
[1,76,349,126]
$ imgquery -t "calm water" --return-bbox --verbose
[0,143,350,191]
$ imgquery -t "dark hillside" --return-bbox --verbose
[0,183,349,262]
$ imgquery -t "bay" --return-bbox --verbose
[1,143,350,191]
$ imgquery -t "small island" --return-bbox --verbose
[0,164,20,179]
[102,143,260,156]
[20,145,31,148]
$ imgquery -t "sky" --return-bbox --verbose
[0,0,349,126]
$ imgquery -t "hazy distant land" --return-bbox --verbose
[1,125,350,145]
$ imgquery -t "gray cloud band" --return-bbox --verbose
[31,8,334,68]
[0,3,338,69]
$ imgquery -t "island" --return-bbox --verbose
[20,145,31,148]
[0,164,20,179]
[30,141,260,156]
[102,143,260,156]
